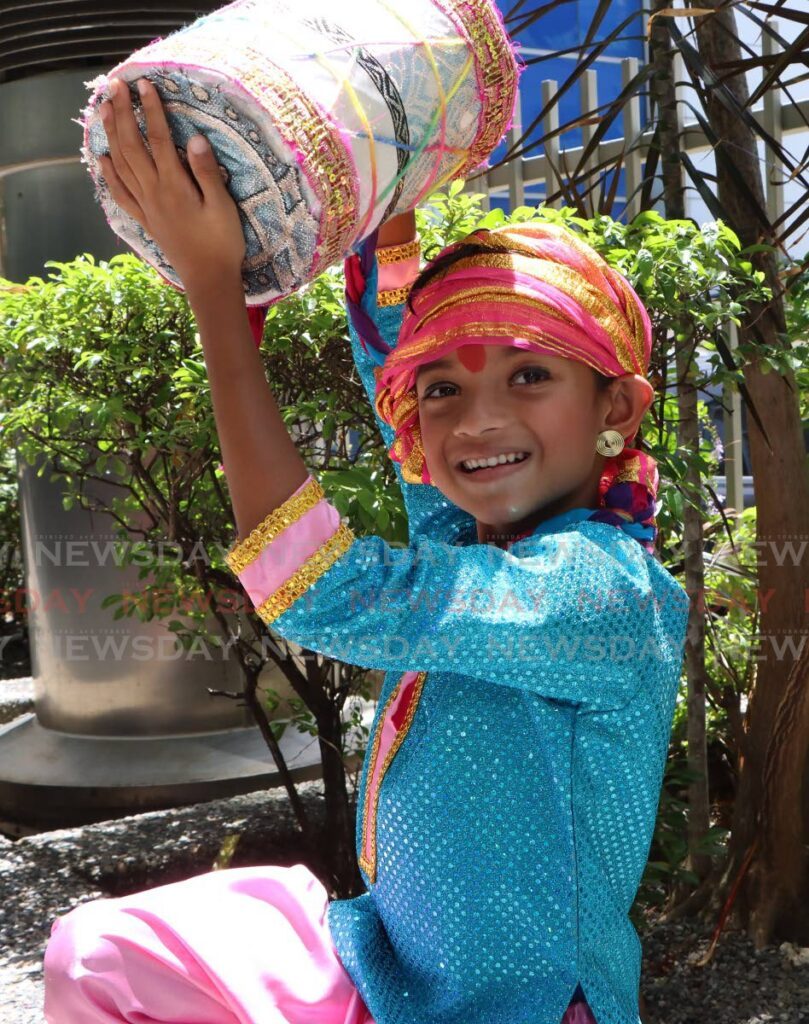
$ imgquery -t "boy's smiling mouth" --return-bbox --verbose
[457,451,532,478]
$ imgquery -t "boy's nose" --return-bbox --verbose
[451,392,514,437]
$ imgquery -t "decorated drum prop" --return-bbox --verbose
[81,0,519,306]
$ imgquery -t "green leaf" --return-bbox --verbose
[476,208,506,230]
[356,490,375,513]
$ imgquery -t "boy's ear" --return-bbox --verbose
[601,374,654,438]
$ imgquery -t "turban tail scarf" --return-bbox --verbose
[349,221,661,553]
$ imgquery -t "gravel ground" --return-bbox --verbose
[1,701,808,1024]
[640,919,809,1024]
[0,677,33,726]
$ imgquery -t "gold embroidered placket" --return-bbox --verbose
[358,671,429,884]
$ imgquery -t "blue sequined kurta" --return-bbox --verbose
[226,255,689,1024]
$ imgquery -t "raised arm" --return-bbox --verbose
[98,77,310,540]
[376,210,417,249]
[347,213,476,546]
[223,477,689,713]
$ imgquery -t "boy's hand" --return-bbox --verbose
[98,78,246,294]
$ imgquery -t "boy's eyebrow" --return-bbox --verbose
[418,348,528,375]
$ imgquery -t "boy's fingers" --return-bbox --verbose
[187,135,228,203]
[98,154,146,225]
[136,78,183,179]
[99,98,140,202]
[106,77,157,193]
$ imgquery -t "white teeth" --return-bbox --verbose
[461,452,528,471]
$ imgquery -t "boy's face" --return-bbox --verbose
[415,343,613,538]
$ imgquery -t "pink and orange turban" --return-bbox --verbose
[373,221,655,488]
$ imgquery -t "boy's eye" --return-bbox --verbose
[421,366,550,400]
[421,383,455,400]
[513,366,550,384]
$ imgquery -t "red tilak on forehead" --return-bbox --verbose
[457,344,486,372]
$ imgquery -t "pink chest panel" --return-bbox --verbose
[358,671,427,883]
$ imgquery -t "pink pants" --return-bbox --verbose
[43,863,597,1024]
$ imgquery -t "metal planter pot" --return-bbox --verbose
[0,444,328,830]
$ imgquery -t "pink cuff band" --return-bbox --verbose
[378,254,420,293]
[237,476,341,609]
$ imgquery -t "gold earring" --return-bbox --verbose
[596,430,625,457]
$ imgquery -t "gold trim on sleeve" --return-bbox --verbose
[376,238,421,265]
[377,285,413,308]
[224,477,325,576]
[253,521,356,624]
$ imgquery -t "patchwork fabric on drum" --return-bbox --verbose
[85,70,320,300]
